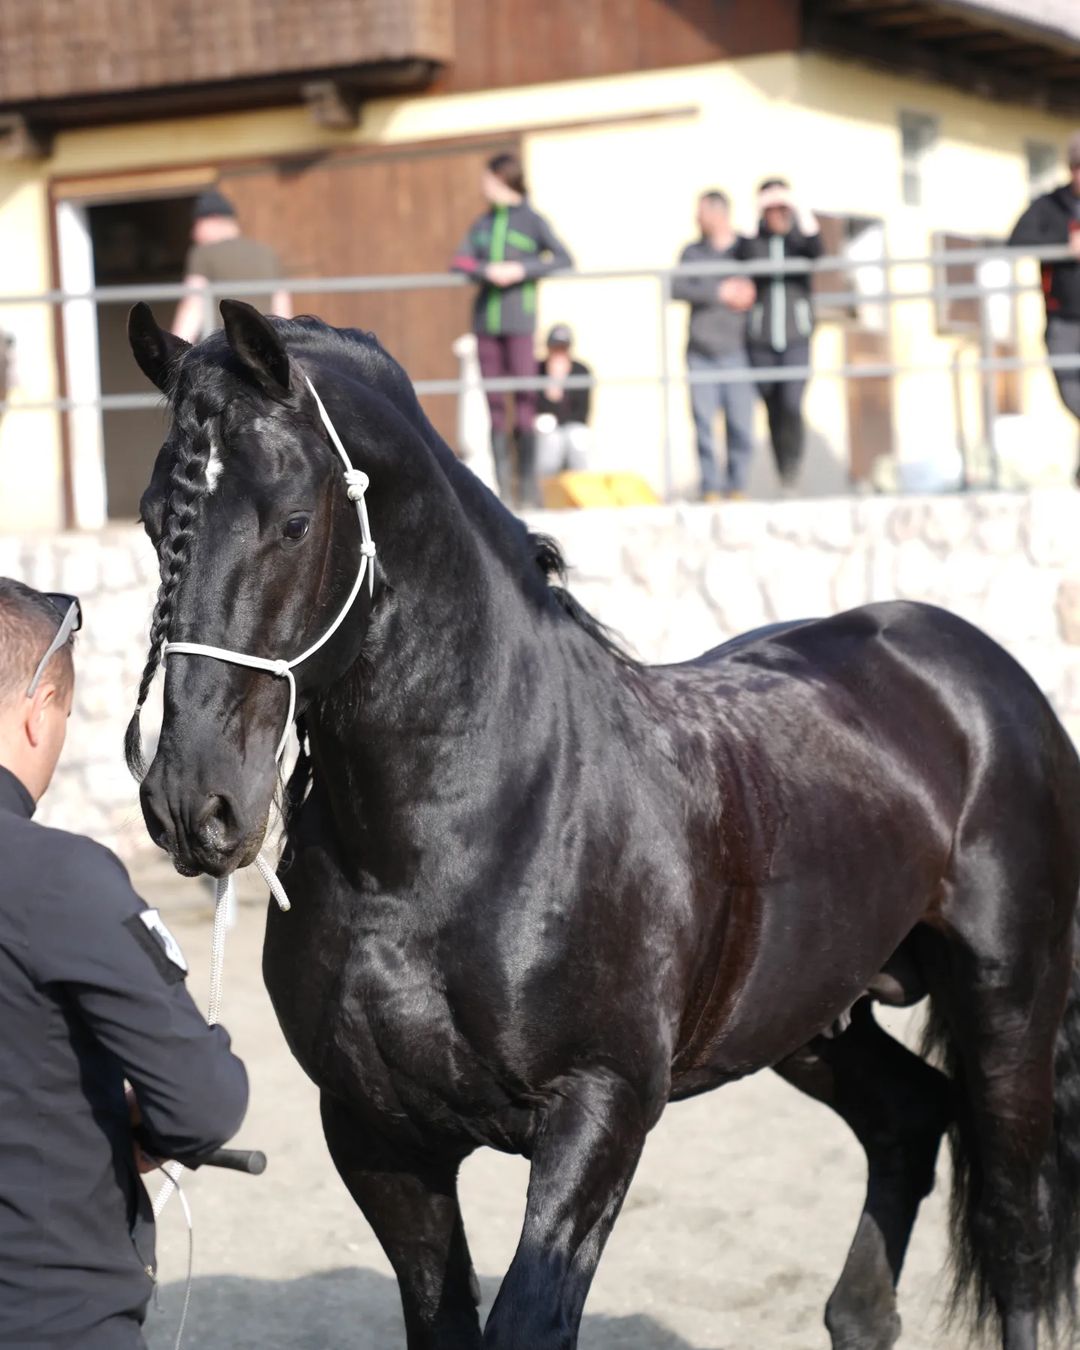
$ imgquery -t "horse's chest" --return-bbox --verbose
[263,899,517,1145]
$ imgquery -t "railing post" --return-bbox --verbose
[978,288,999,489]
[658,270,674,502]
[201,286,216,339]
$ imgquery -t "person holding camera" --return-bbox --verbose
[736,178,823,491]
[534,323,594,479]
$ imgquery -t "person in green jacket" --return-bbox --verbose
[452,153,573,507]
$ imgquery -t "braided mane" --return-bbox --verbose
[124,396,216,780]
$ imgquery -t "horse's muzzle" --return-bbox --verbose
[140,776,263,878]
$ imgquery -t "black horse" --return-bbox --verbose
[126,300,1080,1350]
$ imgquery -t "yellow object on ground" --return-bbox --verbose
[540,471,661,509]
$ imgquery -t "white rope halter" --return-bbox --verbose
[150,375,376,1257]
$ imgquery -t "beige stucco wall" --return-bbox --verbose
[1,51,1078,529]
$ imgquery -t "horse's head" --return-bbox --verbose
[127,301,378,877]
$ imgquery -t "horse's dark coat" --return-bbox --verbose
[127,301,1080,1350]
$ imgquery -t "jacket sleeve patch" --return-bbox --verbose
[124,909,189,984]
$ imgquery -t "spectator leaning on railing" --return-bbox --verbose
[451,153,573,509]
[672,190,756,501]
[1009,130,1080,487]
[736,180,822,492]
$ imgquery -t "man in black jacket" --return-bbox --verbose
[0,579,249,1349]
[1009,130,1080,484]
[736,179,823,490]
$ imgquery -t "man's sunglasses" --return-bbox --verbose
[26,592,83,698]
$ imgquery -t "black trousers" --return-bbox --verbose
[1046,315,1080,423]
[748,339,810,485]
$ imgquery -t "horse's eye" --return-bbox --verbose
[283,515,310,542]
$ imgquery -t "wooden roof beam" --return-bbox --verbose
[803,12,1080,112]
[864,8,935,28]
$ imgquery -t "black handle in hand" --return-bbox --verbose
[200,1147,267,1175]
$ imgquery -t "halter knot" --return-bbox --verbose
[360,541,376,558]
[270,659,290,678]
[344,468,370,501]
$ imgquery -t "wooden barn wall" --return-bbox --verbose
[431,0,801,93]
[0,0,452,105]
[219,135,520,446]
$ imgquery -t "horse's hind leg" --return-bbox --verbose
[774,1000,951,1350]
[321,1094,482,1349]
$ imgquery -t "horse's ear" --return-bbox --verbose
[220,298,290,399]
[127,303,190,392]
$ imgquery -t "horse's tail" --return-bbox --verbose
[1044,927,1080,1333]
[923,913,1080,1341]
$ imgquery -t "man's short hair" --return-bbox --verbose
[758,177,790,194]
[0,579,75,705]
[700,190,730,211]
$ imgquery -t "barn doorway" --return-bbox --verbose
[90,195,195,521]
[55,184,207,525]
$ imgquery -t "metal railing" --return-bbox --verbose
[1,241,1077,506]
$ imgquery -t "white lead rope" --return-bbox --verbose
[149,376,377,1345]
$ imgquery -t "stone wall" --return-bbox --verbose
[0,528,160,858]
[4,489,1079,862]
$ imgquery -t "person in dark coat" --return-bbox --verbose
[0,579,249,1349]
[1009,129,1080,485]
[451,153,573,507]
[736,179,823,490]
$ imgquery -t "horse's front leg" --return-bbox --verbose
[484,1069,650,1350]
[321,1094,482,1350]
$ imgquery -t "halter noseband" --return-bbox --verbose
[161,376,376,764]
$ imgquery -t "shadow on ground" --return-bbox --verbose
[147,1267,725,1349]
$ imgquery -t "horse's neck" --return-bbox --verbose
[306,496,546,834]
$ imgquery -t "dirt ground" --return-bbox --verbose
[141,875,962,1350]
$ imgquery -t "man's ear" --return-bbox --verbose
[128,303,191,392]
[220,298,291,399]
[24,683,52,748]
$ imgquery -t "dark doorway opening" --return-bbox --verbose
[89,195,195,520]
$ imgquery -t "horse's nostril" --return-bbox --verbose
[196,794,237,853]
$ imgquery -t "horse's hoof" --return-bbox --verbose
[827,1309,901,1350]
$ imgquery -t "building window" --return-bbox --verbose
[900,111,938,207]
[813,213,886,331]
[1025,140,1059,198]
[934,232,1020,415]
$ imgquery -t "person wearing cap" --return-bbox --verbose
[672,190,757,500]
[735,179,823,491]
[0,578,249,1348]
[172,189,292,343]
[534,323,595,481]
[1009,131,1080,486]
